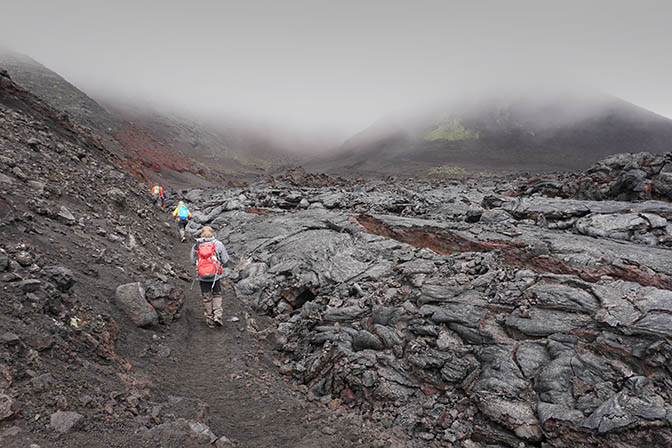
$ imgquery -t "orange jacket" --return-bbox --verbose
[151,185,164,197]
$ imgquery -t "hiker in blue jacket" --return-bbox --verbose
[172,201,191,242]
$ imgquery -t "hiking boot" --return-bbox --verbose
[181,237,185,243]
[214,317,224,327]
[206,320,215,329]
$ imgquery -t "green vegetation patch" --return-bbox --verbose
[427,165,496,177]
[428,165,467,176]
[424,119,479,141]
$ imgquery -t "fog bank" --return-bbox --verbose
[1,0,671,136]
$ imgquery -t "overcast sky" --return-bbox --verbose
[1,0,671,136]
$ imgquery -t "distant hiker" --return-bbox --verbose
[172,201,192,242]
[151,184,166,208]
[190,226,229,328]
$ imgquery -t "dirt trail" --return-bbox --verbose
[138,241,396,448]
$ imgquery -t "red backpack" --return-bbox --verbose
[195,242,223,280]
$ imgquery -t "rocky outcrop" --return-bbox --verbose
[273,167,350,188]
[518,152,672,202]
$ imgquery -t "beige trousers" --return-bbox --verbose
[202,291,223,326]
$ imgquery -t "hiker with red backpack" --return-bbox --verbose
[172,201,192,242]
[151,184,166,208]
[190,226,229,328]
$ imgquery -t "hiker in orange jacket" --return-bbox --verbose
[151,184,166,208]
[172,201,192,242]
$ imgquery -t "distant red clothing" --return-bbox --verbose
[151,185,165,198]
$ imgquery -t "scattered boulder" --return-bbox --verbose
[0,248,9,271]
[185,189,203,202]
[0,394,17,420]
[31,373,54,392]
[50,411,84,433]
[27,180,45,192]
[352,330,384,351]
[11,166,26,180]
[324,305,367,321]
[144,418,217,446]
[0,332,20,345]
[114,282,158,327]
[26,137,40,149]
[42,265,75,291]
[215,435,234,447]
[56,206,75,224]
[107,187,126,206]
[15,250,33,267]
[143,279,184,323]
[465,207,483,223]
[17,279,41,293]
[0,172,14,185]
[188,421,217,443]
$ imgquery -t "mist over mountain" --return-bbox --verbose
[310,91,672,175]
[0,50,307,187]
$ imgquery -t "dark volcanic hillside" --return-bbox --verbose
[97,99,300,183]
[0,50,299,187]
[0,51,120,135]
[313,93,672,175]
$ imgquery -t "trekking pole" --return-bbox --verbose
[190,279,195,291]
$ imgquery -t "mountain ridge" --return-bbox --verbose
[4,50,672,180]
[0,50,297,188]
[311,92,672,175]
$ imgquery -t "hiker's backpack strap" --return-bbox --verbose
[194,242,200,268]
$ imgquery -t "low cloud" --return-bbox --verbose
[1,0,670,140]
